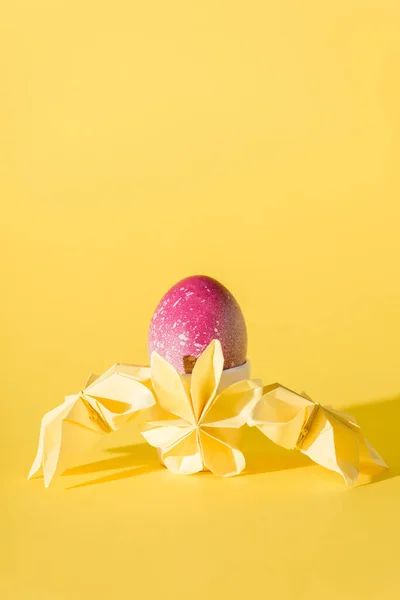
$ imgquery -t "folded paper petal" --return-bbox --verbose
[151,352,194,423]
[141,420,192,449]
[202,379,263,428]
[28,395,110,487]
[161,431,203,475]
[190,339,223,421]
[249,384,310,448]
[200,429,246,476]
[305,409,360,485]
[84,364,154,428]
[249,384,388,485]
[29,365,155,487]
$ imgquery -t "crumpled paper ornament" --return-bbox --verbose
[28,364,155,487]
[248,383,388,485]
[142,340,262,476]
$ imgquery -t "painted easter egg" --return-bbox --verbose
[148,275,247,373]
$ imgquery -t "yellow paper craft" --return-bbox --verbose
[249,383,388,485]
[28,364,155,487]
[142,340,262,476]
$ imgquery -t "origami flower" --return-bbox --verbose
[28,364,155,487]
[142,340,262,476]
[249,383,388,485]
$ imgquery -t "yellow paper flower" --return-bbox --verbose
[249,383,388,485]
[28,364,155,487]
[142,340,262,476]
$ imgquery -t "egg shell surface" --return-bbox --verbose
[148,275,247,374]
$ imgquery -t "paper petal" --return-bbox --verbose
[250,384,312,425]
[151,352,194,422]
[201,426,243,449]
[190,339,223,421]
[28,395,107,487]
[141,421,192,449]
[92,386,154,430]
[84,364,155,428]
[86,372,152,407]
[326,407,360,428]
[47,420,103,487]
[28,398,77,480]
[201,379,263,428]
[302,408,358,485]
[252,405,307,450]
[326,407,387,478]
[358,437,388,474]
[161,430,203,475]
[200,429,246,476]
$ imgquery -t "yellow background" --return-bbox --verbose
[2,1,400,598]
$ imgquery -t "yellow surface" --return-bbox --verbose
[2,2,400,598]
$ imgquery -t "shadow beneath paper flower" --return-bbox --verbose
[344,394,400,485]
[242,426,311,475]
[63,443,161,489]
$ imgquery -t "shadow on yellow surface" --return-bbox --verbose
[58,395,400,488]
[242,426,311,474]
[62,443,160,489]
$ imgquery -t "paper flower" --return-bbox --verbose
[28,364,155,487]
[142,340,262,476]
[249,383,388,485]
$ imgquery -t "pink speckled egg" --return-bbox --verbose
[148,275,247,374]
